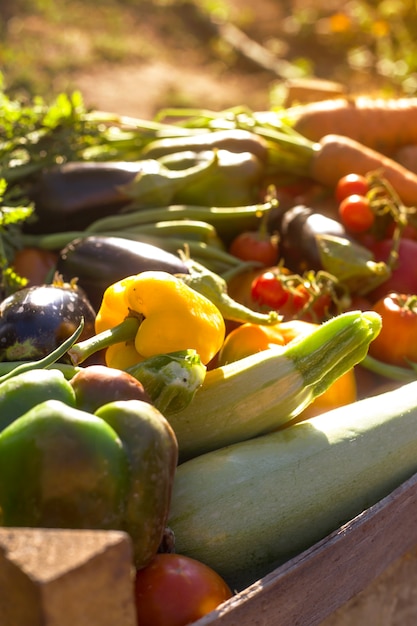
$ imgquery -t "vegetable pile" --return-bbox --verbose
[4,83,417,621]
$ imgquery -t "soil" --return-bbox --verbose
[72,0,350,120]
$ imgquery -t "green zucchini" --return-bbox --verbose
[168,380,417,590]
[168,310,381,461]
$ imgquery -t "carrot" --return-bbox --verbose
[392,144,417,174]
[287,96,417,153]
[308,134,417,207]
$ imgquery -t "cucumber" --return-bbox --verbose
[168,380,417,590]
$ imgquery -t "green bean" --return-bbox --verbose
[85,202,273,233]
[0,320,85,385]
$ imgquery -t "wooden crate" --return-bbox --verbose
[1,471,417,625]
[193,471,417,625]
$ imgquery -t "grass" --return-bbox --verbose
[1,0,417,104]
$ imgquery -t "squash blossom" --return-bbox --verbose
[95,271,226,368]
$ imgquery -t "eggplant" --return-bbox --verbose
[55,235,190,311]
[270,204,355,273]
[0,283,96,363]
[23,161,142,233]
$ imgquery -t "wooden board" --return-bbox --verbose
[191,471,417,625]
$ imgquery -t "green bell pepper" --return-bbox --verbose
[0,397,178,569]
[0,368,76,432]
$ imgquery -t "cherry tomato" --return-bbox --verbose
[229,231,278,266]
[338,194,375,234]
[279,284,331,323]
[134,553,233,626]
[335,174,369,203]
[12,247,58,287]
[368,293,417,367]
[251,271,289,309]
[251,271,331,322]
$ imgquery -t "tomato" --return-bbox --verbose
[251,271,289,309]
[251,270,332,322]
[335,173,369,203]
[338,194,375,234]
[280,283,331,322]
[134,553,233,626]
[367,238,417,302]
[12,247,58,287]
[228,230,278,266]
[368,293,417,367]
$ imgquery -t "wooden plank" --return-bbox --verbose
[0,528,137,626]
[192,471,417,625]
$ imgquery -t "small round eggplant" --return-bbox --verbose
[0,282,96,362]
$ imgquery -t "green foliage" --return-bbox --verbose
[0,179,34,298]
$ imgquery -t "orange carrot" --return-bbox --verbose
[393,144,417,174]
[308,134,417,207]
[287,96,417,153]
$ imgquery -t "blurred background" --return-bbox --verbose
[1,0,417,118]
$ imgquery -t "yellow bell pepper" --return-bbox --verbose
[95,271,226,367]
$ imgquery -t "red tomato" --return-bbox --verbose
[368,293,417,367]
[134,554,233,626]
[335,174,369,203]
[251,271,289,308]
[251,271,331,322]
[279,284,331,322]
[229,231,278,266]
[367,238,417,302]
[338,194,375,233]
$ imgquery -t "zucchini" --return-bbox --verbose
[168,310,381,461]
[169,380,417,590]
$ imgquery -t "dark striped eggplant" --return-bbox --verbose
[23,161,142,233]
[55,235,189,310]
[269,204,355,272]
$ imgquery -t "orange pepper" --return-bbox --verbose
[217,322,285,365]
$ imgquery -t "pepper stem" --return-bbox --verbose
[68,316,140,365]
[176,256,280,325]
